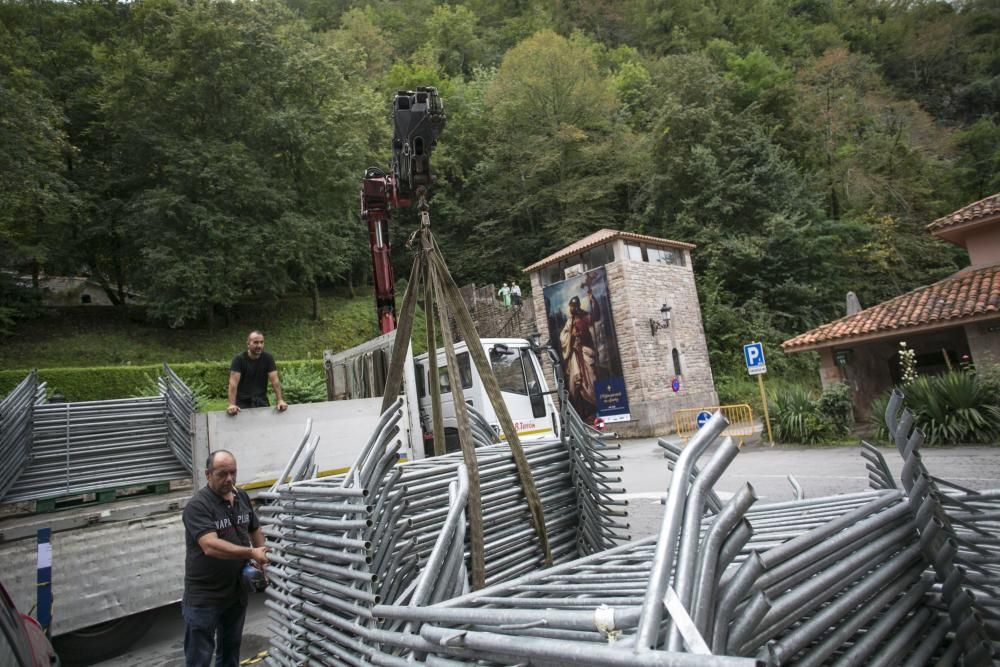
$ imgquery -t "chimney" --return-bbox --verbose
[846,291,862,316]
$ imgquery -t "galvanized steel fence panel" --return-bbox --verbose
[0,365,195,504]
[260,392,999,665]
[0,371,46,499]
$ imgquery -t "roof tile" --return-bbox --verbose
[523,229,695,274]
[927,193,1000,232]
[783,263,1000,351]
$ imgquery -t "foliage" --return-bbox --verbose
[0,0,996,378]
[870,370,1000,446]
[129,371,213,411]
[816,383,855,437]
[0,358,325,404]
[277,362,327,404]
[769,385,837,445]
[0,293,377,370]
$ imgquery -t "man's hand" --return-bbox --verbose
[276,400,288,412]
[226,404,241,416]
[250,545,269,567]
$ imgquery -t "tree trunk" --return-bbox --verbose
[311,282,319,321]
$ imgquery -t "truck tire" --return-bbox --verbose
[53,610,154,665]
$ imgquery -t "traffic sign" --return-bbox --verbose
[743,342,767,376]
[593,417,606,432]
[696,410,712,429]
[671,377,680,393]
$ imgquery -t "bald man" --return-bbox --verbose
[181,450,267,666]
[227,330,287,415]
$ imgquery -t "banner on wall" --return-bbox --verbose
[542,266,630,424]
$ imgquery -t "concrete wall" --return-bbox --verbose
[966,317,1000,368]
[963,226,1000,267]
[529,251,717,437]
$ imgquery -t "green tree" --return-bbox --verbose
[0,17,76,291]
[95,0,374,325]
[450,30,644,282]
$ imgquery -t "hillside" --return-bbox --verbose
[0,294,382,371]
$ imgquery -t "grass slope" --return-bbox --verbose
[0,293,384,371]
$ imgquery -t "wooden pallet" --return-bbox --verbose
[32,481,173,514]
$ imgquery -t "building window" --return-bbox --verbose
[581,243,614,271]
[624,241,685,267]
[672,348,682,376]
[80,294,92,304]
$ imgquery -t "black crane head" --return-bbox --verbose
[391,87,446,198]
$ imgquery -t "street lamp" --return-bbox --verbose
[650,304,672,336]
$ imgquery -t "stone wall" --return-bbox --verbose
[529,256,718,437]
[452,283,537,341]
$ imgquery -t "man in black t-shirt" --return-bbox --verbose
[227,330,287,416]
[182,450,267,667]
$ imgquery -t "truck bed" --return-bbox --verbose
[0,489,191,636]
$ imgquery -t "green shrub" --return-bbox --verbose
[276,361,327,404]
[130,372,214,411]
[870,392,892,442]
[817,383,854,436]
[869,370,1000,445]
[0,359,325,404]
[770,385,833,444]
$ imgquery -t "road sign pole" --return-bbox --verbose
[757,374,773,446]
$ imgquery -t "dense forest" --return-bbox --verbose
[2,0,998,376]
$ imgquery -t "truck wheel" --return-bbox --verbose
[53,610,154,665]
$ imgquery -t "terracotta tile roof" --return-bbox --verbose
[523,229,695,273]
[927,193,1000,233]
[783,263,1000,351]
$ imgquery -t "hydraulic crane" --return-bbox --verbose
[361,87,446,334]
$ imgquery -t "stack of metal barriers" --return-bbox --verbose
[262,389,998,666]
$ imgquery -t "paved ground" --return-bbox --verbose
[91,437,1000,666]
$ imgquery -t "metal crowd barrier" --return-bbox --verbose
[0,364,195,504]
[259,393,630,665]
[0,371,47,498]
[674,405,754,442]
[261,387,997,665]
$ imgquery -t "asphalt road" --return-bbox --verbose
[92,436,1000,666]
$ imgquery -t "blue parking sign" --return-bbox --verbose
[743,342,766,376]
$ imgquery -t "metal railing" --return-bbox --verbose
[673,405,754,441]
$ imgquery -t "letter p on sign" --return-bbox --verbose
[744,342,767,376]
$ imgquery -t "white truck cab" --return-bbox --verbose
[413,338,559,454]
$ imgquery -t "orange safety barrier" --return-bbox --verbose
[673,404,754,442]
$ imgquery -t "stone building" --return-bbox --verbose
[782,193,1000,417]
[523,229,717,437]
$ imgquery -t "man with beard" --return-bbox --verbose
[560,291,600,422]
[227,330,287,415]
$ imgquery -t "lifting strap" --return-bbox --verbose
[379,212,552,589]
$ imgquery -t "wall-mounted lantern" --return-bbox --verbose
[650,304,672,336]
